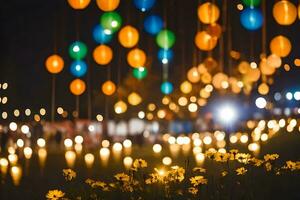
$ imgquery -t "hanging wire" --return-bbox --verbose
[227,0,232,75]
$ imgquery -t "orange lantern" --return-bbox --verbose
[258,83,269,95]
[93,45,113,65]
[187,67,200,83]
[259,59,275,75]
[67,0,91,9]
[102,80,116,96]
[273,0,297,25]
[45,54,64,74]
[270,35,291,57]
[206,23,222,38]
[118,26,139,48]
[267,54,282,68]
[212,73,228,89]
[198,2,220,24]
[127,48,146,68]
[96,0,120,11]
[70,79,86,96]
[195,31,218,51]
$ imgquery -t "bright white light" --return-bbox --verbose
[217,104,237,124]
[88,125,95,132]
[111,21,118,27]
[255,97,267,109]
[64,138,73,148]
[16,139,24,148]
[73,45,80,52]
[138,111,145,119]
[74,135,83,144]
[123,139,132,148]
[21,125,29,134]
[37,138,46,148]
[112,142,123,151]
[153,144,162,153]
[9,122,18,131]
[286,92,293,100]
[162,157,172,166]
[294,92,300,100]
[104,29,112,35]
[162,58,168,64]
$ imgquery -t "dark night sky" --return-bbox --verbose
[0,0,299,120]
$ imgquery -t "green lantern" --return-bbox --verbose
[242,0,261,7]
[100,12,122,34]
[69,41,88,60]
[133,67,148,80]
[156,29,175,49]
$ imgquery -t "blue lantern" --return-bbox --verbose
[144,15,163,35]
[93,25,113,44]
[161,81,173,94]
[158,49,174,64]
[133,0,156,12]
[70,60,87,77]
[240,8,263,30]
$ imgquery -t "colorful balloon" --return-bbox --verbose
[161,81,173,94]
[100,12,122,34]
[195,31,218,51]
[156,29,176,49]
[157,49,174,64]
[198,2,220,24]
[67,0,91,9]
[273,0,297,25]
[242,0,261,7]
[93,25,113,44]
[70,60,87,77]
[118,26,139,48]
[93,45,113,65]
[270,35,291,58]
[127,48,146,68]
[45,54,64,74]
[102,80,116,96]
[133,0,156,12]
[240,8,263,30]
[143,15,163,35]
[96,0,120,11]
[69,41,88,60]
[70,79,86,96]
[133,67,148,80]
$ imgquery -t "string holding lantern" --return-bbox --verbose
[133,0,156,12]
[69,41,88,60]
[93,45,113,65]
[67,0,91,10]
[96,0,120,11]
[45,54,64,74]
[133,67,148,80]
[270,35,292,58]
[240,7,263,30]
[127,48,146,68]
[160,81,173,95]
[102,80,116,96]
[70,60,87,77]
[100,12,122,34]
[93,25,113,44]
[156,29,176,49]
[197,2,220,24]
[273,0,297,25]
[70,79,86,96]
[118,26,139,48]
[144,15,163,35]
[195,31,218,51]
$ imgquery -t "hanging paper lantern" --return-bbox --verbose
[118,26,139,48]
[100,12,122,34]
[156,29,176,49]
[133,67,148,80]
[133,0,156,12]
[93,25,113,44]
[45,54,64,74]
[102,80,116,96]
[70,79,86,96]
[195,31,218,51]
[258,83,269,95]
[187,67,201,83]
[201,72,212,84]
[143,15,163,35]
[212,73,228,89]
[70,60,87,77]
[67,0,91,9]
[157,49,174,64]
[128,92,142,106]
[242,0,261,7]
[267,54,282,68]
[127,48,146,68]
[240,8,263,30]
[161,81,173,94]
[180,81,192,94]
[244,68,260,82]
[270,35,291,58]
[238,61,251,74]
[259,59,275,75]
[198,2,220,24]
[114,100,127,114]
[206,23,222,38]
[93,45,113,65]
[96,0,120,11]
[273,0,297,25]
[69,41,88,60]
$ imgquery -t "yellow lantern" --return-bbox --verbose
[273,0,297,25]
[201,72,212,84]
[244,68,260,83]
[70,79,86,96]
[238,61,250,74]
[114,100,127,114]
[180,81,192,94]
[187,67,201,83]
[259,59,276,75]
[96,0,120,11]
[102,80,116,96]
[93,45,113,65]
[198,2,220,24]
[270,35,292,57]
[45,54,64,74]
[67,0,91,9]
[200,89,210,98]
[128,92,142,106]
[258,83,269,95]
[212,73,228,89]
[197,64,207,74]
[118,26,139,48]
[195,31,218,51]
[127,48,146,68]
